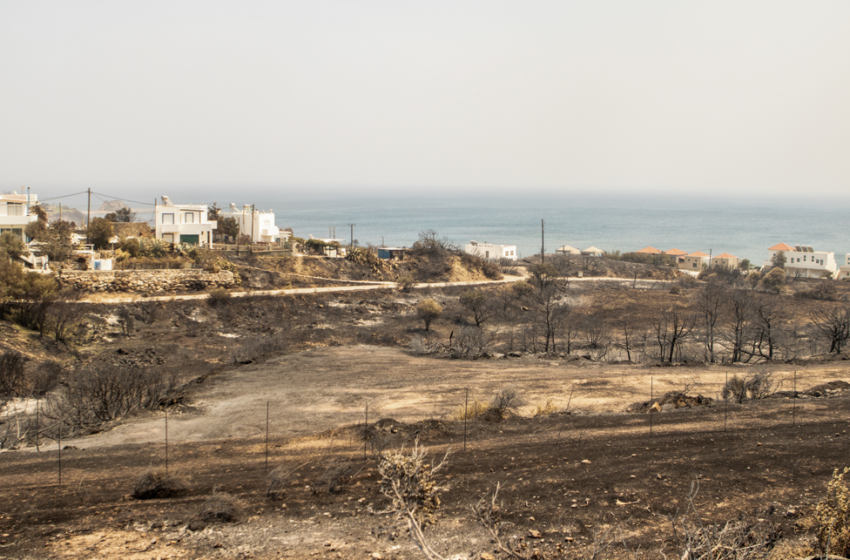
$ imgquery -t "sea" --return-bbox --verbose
[36,188,850,266]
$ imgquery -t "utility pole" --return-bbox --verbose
[251,204,255,245]
[348,223,356,251]
[709,248,713,269]
[86,188,91,244]
[541,219,545,264]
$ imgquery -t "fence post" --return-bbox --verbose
[165,408,169,474]
[724,371,728,433]
[792,371,796,428]
[463,388,468,453]
[265,401,270,472]
[35,401,40,452]
[649,376,653,436]
[364,403,368,461]
[58,431,62,486]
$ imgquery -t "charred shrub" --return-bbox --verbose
[199,492,241,523]
[207,288,231,306]
[132,470,185,500]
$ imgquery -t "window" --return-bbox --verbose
[5,202,23,216]
[184,212,195,224]
[162,233,174,243]
[693,262,697,268]
[162,213,174,225]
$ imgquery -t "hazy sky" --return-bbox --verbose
[2,1,849,197]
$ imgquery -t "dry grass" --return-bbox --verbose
[450,398,489,421]
[532,398,558,417]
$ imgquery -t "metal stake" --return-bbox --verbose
[35,401,40,452]
[58,431,62,486]
[793,370,797,428]
[165,408,169,474]
[364,403,368,460]
[265,401,270,472]
[650,376,653,436]
[724,371,728,432]
[463,389,468,452]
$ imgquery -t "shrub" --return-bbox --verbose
[378,441,448,526]
[722,373,776,403]
[267,467,290,500]
[208,288,231,306]
[397,275,415,291]
[483,387,522,421]
[198,492,241,522]
[451,398,489,421]
[416,298,443,331]
[0,351,27,400]
[132,470,185,500]
[532,399,558,417]
[815,467,850,556]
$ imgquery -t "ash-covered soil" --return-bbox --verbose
[2,346,850,559]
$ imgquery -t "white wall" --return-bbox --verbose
[464,243,518,260]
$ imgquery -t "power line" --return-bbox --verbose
[39,191,89,202]
[91,191,155,206]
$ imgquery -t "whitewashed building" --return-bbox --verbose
[763,243,837,279]
[219,204,282,243]
[836,254,850,281]
[464,241,517,261]
[155,196,216,246]
[0,191,38,242]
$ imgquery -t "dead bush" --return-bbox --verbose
[486,387,521,421]
[28,360,62,396]
[198,491,241,523]
[232,332,288,363]
[316,460,355,495]
[207,287,231,306]
[267,467,291,500]
[722,373,777,403]
[0,351,27,401]
[680,518,780,559]
[814,467,850,557]
[379,440,448,528]
[132,470,185,500]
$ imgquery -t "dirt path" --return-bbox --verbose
[57,345,848,450]
[82,274,665,303]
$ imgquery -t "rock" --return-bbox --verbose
[528,529,542,539]
[371,553,383,559]
[481,553,496,560]
[565,536,574,542]
[508,352,522,358]
[661,404,674,412]
[581,459,591,464]
[187,520,206,532]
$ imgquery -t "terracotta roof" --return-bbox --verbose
[636,246,662,254]
[768,243,794,251]
[713,252,737,259]
[687,251,709,257]
[664,248,687,256]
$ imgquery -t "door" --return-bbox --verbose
[180,234,200,245]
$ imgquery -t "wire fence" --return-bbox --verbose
[2,368,846,493]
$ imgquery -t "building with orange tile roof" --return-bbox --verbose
[711,252,739,270]
[664,248,687,256]
[636,246,662,254]
[680,251,710,271]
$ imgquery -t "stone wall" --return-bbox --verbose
[56,269,240,293]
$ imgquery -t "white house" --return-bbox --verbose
[680,251,710,271]
[763,243,837,279]
[464,241,517,260]
[581,246,604,257]
[155,196,216,247]
[556,244,581,256]
[219,204,282,243]
[0,191,38,242]
[834,254,850,281]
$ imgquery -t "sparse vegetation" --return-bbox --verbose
[416,298,442,331]
[198,491,241,522]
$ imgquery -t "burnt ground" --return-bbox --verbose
[2,362,850,559]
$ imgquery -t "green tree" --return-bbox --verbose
[758,267,786,293]
[105,207,136,223]
[738,258,751,270]
[0,231,28,260]
[40,221,75,262]
[88,217,114,250]
[771,251,786,269]
[416,298,443,331]
[24,203,49,241]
